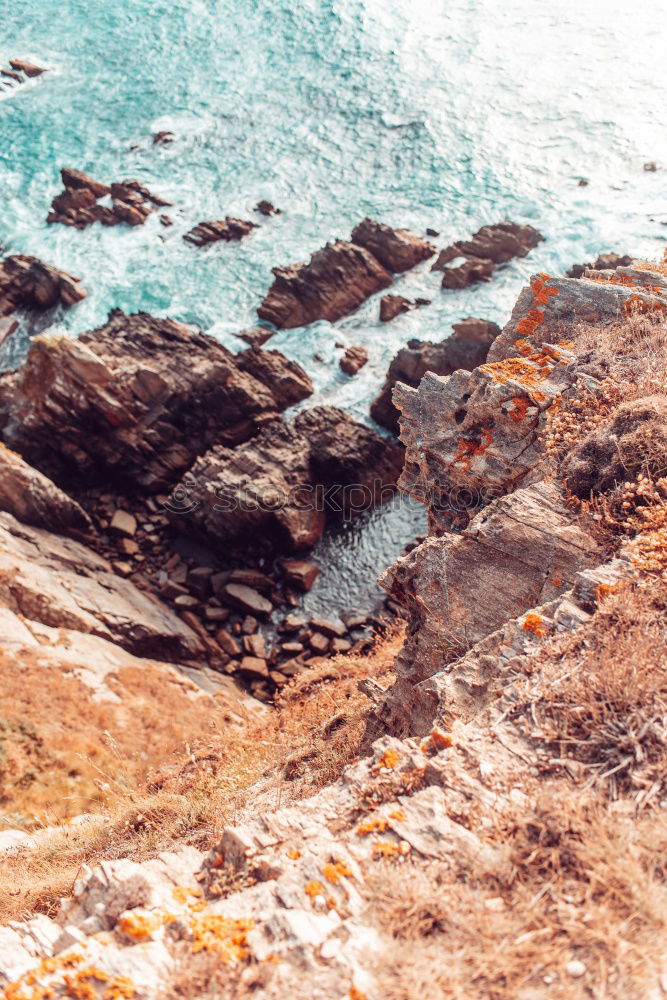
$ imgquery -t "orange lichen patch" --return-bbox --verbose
[479,357,552,391]
[531,273,559,307]
[389,809,406,822]
[102,978,136,1000]
[172,886,203,905]
[357,816,390,836]
[349,989,367,1000]
[551,577,563,588]
[373,840,407,859]
[323,860,353,884]
[210,851,224,869]
[325,896,337,911]
[557,340,575,350]
[189,915,254,961]
[304,880,325,900]
[522,613,547,638]
[595,583,620,601]
[453,427,493,470]
[63,969,113,1000]
[430,728,453,749]
[623,294,666,317]
[514,338,533,357]
[2,955,86,1000]
[287,849,301,861]
[516,308,545,339]
[377,747,399,770]
[117,911,165,941]
[508,396,530,423]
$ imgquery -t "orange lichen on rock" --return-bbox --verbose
[287,849,301,861]
[189,915,254,961]
[516,308,545,339]
[453,427,493,470]
[117,911,165,941]
[357,816,390,836]
[508,396,530,423]
[102,978,136,1000]
[522,613,547,637]
[304,880,325,900]
[479,357,552,390]
[323,860,353,884]
[389,809,406,821]
[377,747,399,770]
[373,840,408,859]
[623,294,666,317]
[172,886,203,905]
[530,273,559,307]
[349,989,367,1000]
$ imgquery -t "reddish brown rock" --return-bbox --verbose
[370,318,501,433]
[350,218,435,273]
[9,58,46,77]
[255,201,281,216]
[48,169,170,229]
[257,240,392,329]
[566,252,634,278]
[339,345,368,376]
[280,560,319,591]
[0,255,86,319]
[440,256,495,289]
[0,311,312,492]
[169,406,404,554]
[235,327,275,347]
[183,218,258,246]
[432,221,543,289]
[379,295,411,323]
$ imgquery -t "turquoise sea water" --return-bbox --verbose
[2,0,667,612]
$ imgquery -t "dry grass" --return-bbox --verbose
[0,633,399,923]
[372,793,667,1000]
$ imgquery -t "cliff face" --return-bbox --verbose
[3,263,667,1000]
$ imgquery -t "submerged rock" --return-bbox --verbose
[257,240,392,328]
[350,217,435,272]
[0,311,312,492]
[183,217,257,246]
[370,317,501,434]
[169,406,404,553]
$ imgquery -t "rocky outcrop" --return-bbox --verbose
[0,444,93,538]
[168,407,404,553]
[0,58,46,96]
[255,200,281,216]
[370,318,501,433]
[0,254,86,341]
[0,311,312,492]
[0,510,200,659]
[48,169,171,229]
[432,221,543,288]
[257,240,392,329]
[378,482,600,729]
[183,218,257,246]
[339,344,368,375]
[350,218,435,272]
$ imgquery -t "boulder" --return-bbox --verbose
[257,240,392,329]
[280,559,319,591]
[0,511,200,659]
[440,255,495,289]
[9,58,46,77]
[255,200,281,216]
[339,345,368,376]
[235,327,275,347]
[370,318,501,434]
[379,294,411,322]
[0,254,86,317]
[0,445,93,538]
[0,311,312,492]
[350,218,435,272]
[222,584,273,617]
[183,218,257,246]
[168,406,404,553]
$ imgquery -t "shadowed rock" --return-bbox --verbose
[0,311,312,492]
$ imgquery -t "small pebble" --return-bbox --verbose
[566,960,586,979]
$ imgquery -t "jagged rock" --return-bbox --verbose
[9,58,46,77]
[0,312,312,492]
[257,240,392,329]
[370,318,501,434]
[255,200,281,216]
[48,168,170,229]
[339,345,368,376]
[378,481,600,729]
[440,255,496,289]
[169,407,404,553]
[432,221,544,272]
[235,326,274,347]
[487,271,667,362]
[350,218,435,272]
[183,217,257,246]
[379,294,411,322]
[0,254,86,318]
[153,130,175,145]
[0,511,200,659]
[0,445,93,538]
[567,252,634,278]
